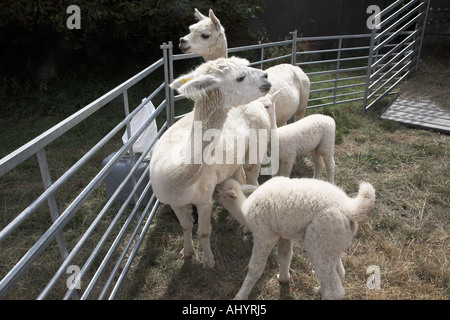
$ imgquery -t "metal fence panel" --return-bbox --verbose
[363,0,431,111]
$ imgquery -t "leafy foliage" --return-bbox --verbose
[0,0,264,78]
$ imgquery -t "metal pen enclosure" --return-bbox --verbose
[0,0,430,299]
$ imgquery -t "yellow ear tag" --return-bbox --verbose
[180,76,194,85]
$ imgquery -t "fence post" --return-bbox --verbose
[161,42,174,127]
[333,38,342,105]
[414,0,431,72]
[363,25,378,112]
[122,90,139,207]
[260,47,264,70]
[290,30,298,66]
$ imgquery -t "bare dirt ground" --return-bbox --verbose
[398,52,450,109]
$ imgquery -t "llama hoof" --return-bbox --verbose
[277,273,291,283]
[178,249,193,260]
[202,258,215,269]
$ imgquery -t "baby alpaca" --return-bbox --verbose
[265,98,336,181]
[213,177,375,300]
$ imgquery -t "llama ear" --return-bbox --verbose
[241,184,257,195]
[194,8,207,20]
[225,189,238,200]
[209,9,222,29]
[170,74,221,99]
[170,72,195,90]
[270,89,283,102]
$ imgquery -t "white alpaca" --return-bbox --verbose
[213,177,376,300]
[263,96,336,182]
[180,8,310,126]
[150,57,271,268]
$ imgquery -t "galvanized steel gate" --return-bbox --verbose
[363,0,431,111]
[0,0,430,299]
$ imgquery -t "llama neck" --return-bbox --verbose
[204,34,228,61]
[192,90,226,122]
[180,91,229,181]
[223,198,249,228]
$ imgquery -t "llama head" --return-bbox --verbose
[179,8,228,60]
[170,57,271,105]
[213,178,257,202]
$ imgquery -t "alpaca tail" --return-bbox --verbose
[346,182,376,222]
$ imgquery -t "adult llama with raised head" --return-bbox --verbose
[150,57,272,268]
[179,8,311,126]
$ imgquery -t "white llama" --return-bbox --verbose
[263,95,336,182]
[213,177,376,299]
[150,57,272,268]
[179,8,311,126]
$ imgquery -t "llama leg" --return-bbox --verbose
[294,83,310,121]
[323,154,335,184]
[276,156,295,177]
[234,238,277,300]
[311,150,324,180]
[337,257,345,281]
[304,225,345,300]
[172,205,194,259]
[294,106,306,121]
[307,252,345,300]
[276,238,293,283]
[244,164,261,186]
[196,201,215,268]
[232,166,247,185]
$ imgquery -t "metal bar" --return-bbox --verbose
[310,75,367,87]
[257,53,292,65]
[297,55,370,67]
[309,88,366,103]
[308,96,368,109]
[362,23,377,112]
[296,33,372,42]
[227,39,292,53]
[310,82,366,95]
[260,47,264,70]
[414,0,431,72]
[333,38,342,104]
[291,30,297,65]
[161,43,173,127]
[122,90,139,206]
[306,66,368,77]
[296,46,371,57]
